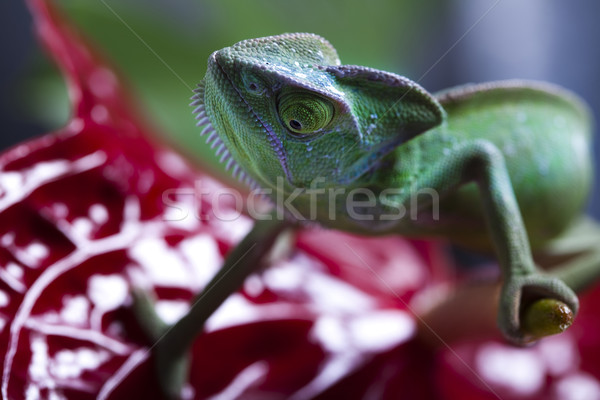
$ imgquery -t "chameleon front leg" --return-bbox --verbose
[411,139,578,344]
[418,217,600,343]
[133,213,293,399]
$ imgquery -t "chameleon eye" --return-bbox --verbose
[278,92,334,135]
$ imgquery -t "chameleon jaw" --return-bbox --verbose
[190,82,260,189]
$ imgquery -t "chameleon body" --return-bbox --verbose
[197,34,591,250]
[141,34,600,397]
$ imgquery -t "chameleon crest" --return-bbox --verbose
[192,33,444,191]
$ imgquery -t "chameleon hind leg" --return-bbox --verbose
[132,215,292,399]
[537,216,600,294]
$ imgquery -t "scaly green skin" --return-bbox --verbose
[138,34,600,398]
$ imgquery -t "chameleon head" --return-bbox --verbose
[195,33,444,191]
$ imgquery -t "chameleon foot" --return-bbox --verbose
[498,274,579,345]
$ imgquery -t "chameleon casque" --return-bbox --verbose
[137,33,600,397]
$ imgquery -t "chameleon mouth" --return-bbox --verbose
[212,53,293,186]
[190,81,259,188]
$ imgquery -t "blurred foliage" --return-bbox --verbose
[26,0,445,183]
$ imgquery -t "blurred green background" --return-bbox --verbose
[2,0,600,216]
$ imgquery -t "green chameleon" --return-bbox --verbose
[136,33,600,398]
